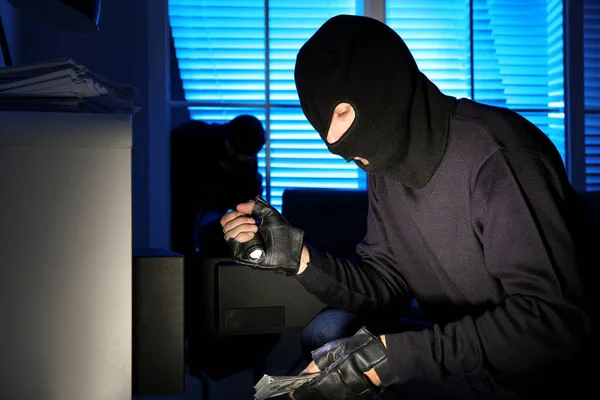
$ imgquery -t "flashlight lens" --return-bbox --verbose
[249,248,264,260]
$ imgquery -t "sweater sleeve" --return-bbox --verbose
[384,150,591,383]
[295,175,413,314]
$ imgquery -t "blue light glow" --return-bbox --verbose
[170,0,358,208]
[171,0,571,204]
[584,0,600,190]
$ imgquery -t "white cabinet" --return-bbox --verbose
[0,111,132,400]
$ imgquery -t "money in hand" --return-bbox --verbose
[254,373,320,400]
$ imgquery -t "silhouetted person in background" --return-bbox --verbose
[171,114,265,257]
[171,115,275,391]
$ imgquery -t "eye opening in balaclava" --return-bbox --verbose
[324,102,376,169]
[324,100,358,152]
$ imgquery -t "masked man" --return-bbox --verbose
[221,15,592,399]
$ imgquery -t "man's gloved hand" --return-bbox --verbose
[293,327,399,400]
[227,196,304,275]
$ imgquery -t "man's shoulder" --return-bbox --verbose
[450,98,560,160]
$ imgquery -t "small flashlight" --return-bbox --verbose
[245,235,265,260]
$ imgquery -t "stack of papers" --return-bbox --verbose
[0,58,140,114]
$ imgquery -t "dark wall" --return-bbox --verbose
[17,0,151,248]
[169,29,190,129]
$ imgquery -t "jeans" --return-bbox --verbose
[301,307,522,400]
[301,307,430,361]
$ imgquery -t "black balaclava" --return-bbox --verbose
[294,15,457,188]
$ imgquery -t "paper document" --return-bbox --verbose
[254,373,320,400]
[0,58,140,114]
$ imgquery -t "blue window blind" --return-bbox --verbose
[473,0,565,161]
[386,0,565,163]
[268,1,359,207]
[386,0,472,100]
[584,0,600,191]
[169,1,266,103]
[168,0,359,210]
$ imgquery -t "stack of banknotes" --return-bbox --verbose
[254,373,320,400]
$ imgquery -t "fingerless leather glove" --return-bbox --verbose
[227,196,304,276]
[293,327,400,400]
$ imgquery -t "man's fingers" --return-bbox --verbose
[220,210,246,227]
[221,208,259,243]
[222,214,256,233]
[289,362,321,399]
[236,200,255,215]
[223,224,258,242]
[289,381,320,400]
[230,231,257,243]
[300,361,320,375]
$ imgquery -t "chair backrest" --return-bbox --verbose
[577,191,600,233]
[575,191,599,324]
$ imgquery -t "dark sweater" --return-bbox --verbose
[296,99,592,395]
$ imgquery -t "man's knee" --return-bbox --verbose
[301,308,362,356]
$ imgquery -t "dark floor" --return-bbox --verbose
[134,331,306,400]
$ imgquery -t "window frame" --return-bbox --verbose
[149,0,588,243]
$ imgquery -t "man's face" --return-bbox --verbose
[326,102,369,166]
